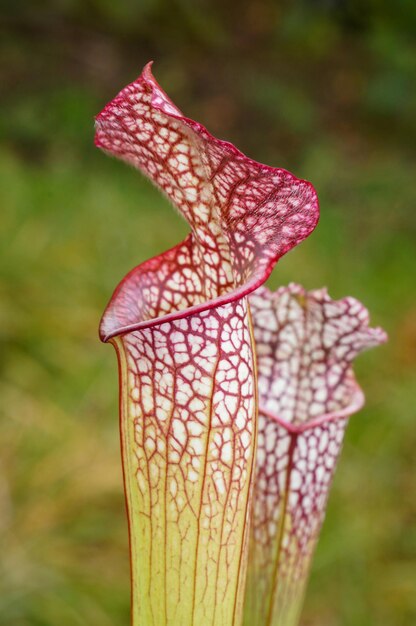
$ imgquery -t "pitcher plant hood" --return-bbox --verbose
[95,61,319,341]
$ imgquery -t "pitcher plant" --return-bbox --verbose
[95,63,386,626]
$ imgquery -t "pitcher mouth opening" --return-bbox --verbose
[99,245,277,342]
[259,387,365,435]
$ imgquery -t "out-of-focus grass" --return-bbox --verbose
[1,86,416,625]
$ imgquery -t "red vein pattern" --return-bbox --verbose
[244,284,387,626]
[96,65,319,625]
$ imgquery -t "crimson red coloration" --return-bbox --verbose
[244,284,387,626]
[96,62,319,341]
[95,64,320,625]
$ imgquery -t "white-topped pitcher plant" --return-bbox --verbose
[96,63,386,626]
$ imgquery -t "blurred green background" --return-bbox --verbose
[1,1,415,625]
